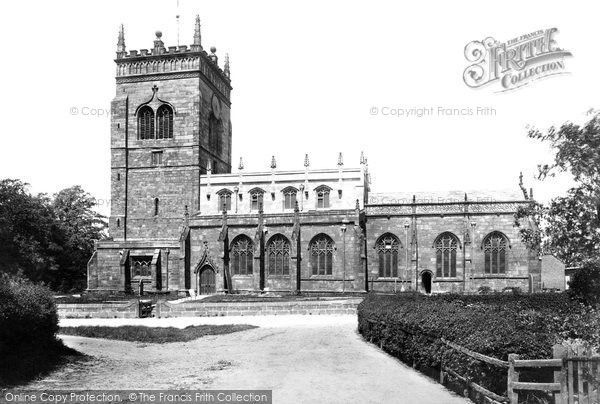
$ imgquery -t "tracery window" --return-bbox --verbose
[250,189,264,211]
[283,188,297,210]
[131,256,152,278]
[316,186,330,209]
[310,234,334,275]
[156,105,174,139]
[484,232,508,274]
[231,236,253,275]
[435,233,458,278]
[218,190,232,211]
[267,235,290,276]
[376,234,399,278]
[138,106,154,140]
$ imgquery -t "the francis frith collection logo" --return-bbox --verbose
[463,28,572,92]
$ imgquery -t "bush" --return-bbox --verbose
[0,273,71,386]
[568,260,600,307]
[0,273,59,346]
[357,292,600,398]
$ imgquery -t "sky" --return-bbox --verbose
[1,0,598,216]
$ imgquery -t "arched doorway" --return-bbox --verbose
[198,266,216,295]
[421,271,432,294]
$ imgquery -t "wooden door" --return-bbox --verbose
[199,266,216,295]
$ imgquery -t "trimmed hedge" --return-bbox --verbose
[0,273,72,386]
[357,292,600,398]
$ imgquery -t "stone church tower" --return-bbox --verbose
[88,17,233,292]
[109,17,232,242]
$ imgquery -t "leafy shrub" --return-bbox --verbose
[0,273,58,345]
[477,286,492,295]
[0,273,71,386]
[568,260,600,307]
[357,292,600,398]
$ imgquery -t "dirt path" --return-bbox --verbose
[24,316,470,404]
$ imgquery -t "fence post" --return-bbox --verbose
[576,346,585,404]
[508,354,520,404]
[553,344,568,404]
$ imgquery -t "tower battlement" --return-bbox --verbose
[114,16,231,101]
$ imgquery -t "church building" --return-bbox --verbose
[87,17,541,295]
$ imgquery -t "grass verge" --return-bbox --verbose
[59,324,257,343]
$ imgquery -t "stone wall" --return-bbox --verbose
[364,201,540,293]
[56,299,362,319]
[57,301,138,319]
[157,299,361,317]
[186,209,364,293]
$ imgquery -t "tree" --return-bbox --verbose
[516,114,600,267]
[528,113,600,228]
[50,186,107,291]
[0,179,56,281]
[0,180,107,291]
[517,113,600,305]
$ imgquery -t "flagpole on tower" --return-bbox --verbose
[176,0,180,46]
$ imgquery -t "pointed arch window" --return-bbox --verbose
[157,105,174,139]
[138,106,154,140]
[267,235,290,276]
[376,234,400,278]
[435,233,458,278]
[283,187,298,210]
[484,232,508,274]
[310,234,334,275]
[315,186,331,209]
[131,256,152,278]
[249,189,264,211]
[217,190,232,211]
[208,113,223,156]
[231,236,254,276]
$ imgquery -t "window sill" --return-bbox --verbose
[473,274,510,278]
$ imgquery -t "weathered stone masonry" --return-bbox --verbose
[87,17,541,295]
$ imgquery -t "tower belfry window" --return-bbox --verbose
[157,105,174,139]
[208,113,223,156]
[138,106,155,140]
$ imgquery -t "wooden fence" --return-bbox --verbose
[363,318,599,404]
[508,345,600,404]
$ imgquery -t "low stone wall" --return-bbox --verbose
[57,301,139,319]
[57,298,363,319]
[157,299,362,317]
